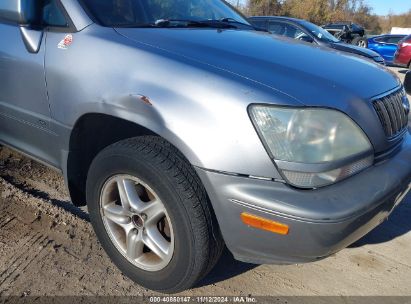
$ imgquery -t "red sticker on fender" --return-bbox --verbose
[58,34,73,50]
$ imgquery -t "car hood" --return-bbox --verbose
[116,28,400,106]
[329,42,380,59]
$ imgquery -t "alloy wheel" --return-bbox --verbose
[100,175,174,271]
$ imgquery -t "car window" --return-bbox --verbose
[301,20,339,43]
[290,27,308,40]
[386,36,404,44]
[79,0,249,27]
[351,24,362,31]
[325,24,344,30]
[268,21,304,39]
[42,0,68,27]
[374,37,387,43]
[250,19,267,29]
[399,35,411,44]
[268,21,285,35]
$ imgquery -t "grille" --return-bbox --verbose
[373,89,408,138]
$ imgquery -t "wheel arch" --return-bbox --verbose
[65,113,201,207]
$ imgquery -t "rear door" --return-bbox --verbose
[368,36,387,56]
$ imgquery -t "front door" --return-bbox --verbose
[0,0,68,166]
[0,22,52,161]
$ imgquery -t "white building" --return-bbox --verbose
[391,27,411,35]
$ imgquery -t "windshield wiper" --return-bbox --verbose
[154,19,236,29]
[115,18,267,31]
[154,18,269,32]
[219,18,252,28]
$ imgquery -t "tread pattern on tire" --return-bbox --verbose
[105,136,224,291]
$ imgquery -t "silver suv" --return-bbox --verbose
[1,0,411,293]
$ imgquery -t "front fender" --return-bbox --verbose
[46,25,302,179]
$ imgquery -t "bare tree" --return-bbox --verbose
[245,0,385,33]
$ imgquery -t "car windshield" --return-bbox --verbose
[79,0,250,28]
[402,35,411,42]
[301,21,340,43]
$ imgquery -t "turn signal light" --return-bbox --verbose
[241,213,289,235]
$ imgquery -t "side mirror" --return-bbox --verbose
[0,0,43,54]
[299,36,314,43]
[405,71,411,96]
[0,0,38,25]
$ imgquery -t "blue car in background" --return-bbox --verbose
[368,34,406,65]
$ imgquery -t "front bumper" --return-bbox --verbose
[196,134,411,265]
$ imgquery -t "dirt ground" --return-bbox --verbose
[0,67,411,297]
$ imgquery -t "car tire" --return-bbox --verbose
[352,37,368,48]
[86,136,224,293]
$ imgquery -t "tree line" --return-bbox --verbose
[379,10,411,33]
[227,0,411,34]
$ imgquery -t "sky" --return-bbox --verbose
[367,0,411,15]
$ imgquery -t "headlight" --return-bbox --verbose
[249,106,374,188]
